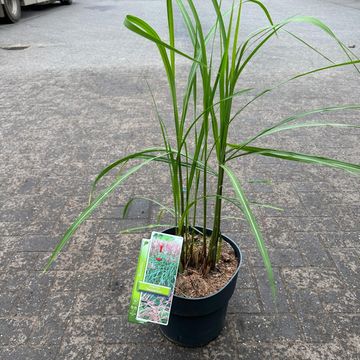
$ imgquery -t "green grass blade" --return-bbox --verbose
[235,14,360,83]
[284,30,334,64]
[91,148,216,202]
[230,69,360,125]
[175,0,196,45]
[167,0,175,69]
[44,157,160,271]
[90,148,167,198]
[232,145,360,175]
[156,208,167,223]
[145,79,180,218]
[244,0,275,28]
[187,0,208,66]
[125,16,181,141]
[211,0,227,48]
[287,15,359,73]
[124,15,199,63]
[236,23,284,78]
[233,104,360,149]
[181,88,253,149]
[221,165,276,295]
[290,59,360,82]
[230,0,243,78]
[262,122,360,136]
[122,197,135,219]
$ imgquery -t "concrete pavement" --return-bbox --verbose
[0,0,359,359]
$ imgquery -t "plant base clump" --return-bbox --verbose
[175,238,237,298]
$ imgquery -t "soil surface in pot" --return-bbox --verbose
[174,238,237,298]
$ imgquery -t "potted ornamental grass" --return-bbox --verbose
[46,0,360,347]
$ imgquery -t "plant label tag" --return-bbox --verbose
[128,239,151,324]
[128,232,183,325]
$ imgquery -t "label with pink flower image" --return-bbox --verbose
[134,232,183,326]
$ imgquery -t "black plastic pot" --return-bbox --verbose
[160,227,242,347]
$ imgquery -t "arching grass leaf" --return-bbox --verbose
[221,164,276,296]
[230,145,360,175]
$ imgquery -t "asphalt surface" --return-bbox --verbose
[0,0,359,359]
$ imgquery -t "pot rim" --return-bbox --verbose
[163,226,243,301]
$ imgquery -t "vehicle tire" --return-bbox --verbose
[60,0,73,4]
[2,0,21,23]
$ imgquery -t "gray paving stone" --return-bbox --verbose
[53,221,97,252]
[319,231,360,248]
[51,270,112,292]
[9,235,60,252]
[261,340,357,360]
[332,206,360,231]
[0,221,58,236]
[333,314,360,337]
[292,181,334,193]
[6,251,40,270]
[331,248,360,290]
[0,248,9,267]
[41,291,77,319]
[0,318,34,346]
[291,217,340,233]
[127,345,205,360]
[91,344,130,360]
[299,314,336,342]
[225,230,257,250]
[281,267,345,291]
[100,315,161,344]
[48,250,92,271]
[201,320,240,359]
[296,191,344,206]
[0,207,35,222]
[250,248,304,267]
[304,204,338,217]
[332,314,360,356]
[289,289,324,316]
[236,265,256,289]
[0,293,15,316]
[61,316,101,347]
[30,316,69,346]
[228,288,262,314]
[295,233,334,267]
[232,342,273,360]
[254,267,292,313]
[13,288,49,316]
[235,314,302,342]
[0,271,27,292]
[261,217,300,248]
[319,288,360,313]
[73,289,130,316]
[0,346,59,360]
[56,343,93,360]
[340,191,360,205]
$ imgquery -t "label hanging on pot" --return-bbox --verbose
[128,232,183,325]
